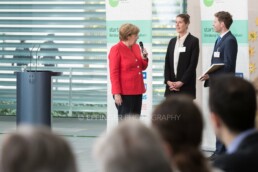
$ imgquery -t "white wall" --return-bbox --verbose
[188,0,215,151]
[248,0,258,81]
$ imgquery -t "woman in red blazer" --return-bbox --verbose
[109,23,148,119]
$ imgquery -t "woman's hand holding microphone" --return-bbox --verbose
[139,41,148,59]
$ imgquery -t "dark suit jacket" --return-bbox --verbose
[204,31,238,87]
[213,132,258,172]
[164,33,199,98]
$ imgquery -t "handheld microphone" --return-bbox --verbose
[139,41,144,53]
[139,41,147,58]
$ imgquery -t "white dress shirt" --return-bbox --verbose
[173,32,189,76]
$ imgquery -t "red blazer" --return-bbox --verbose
[109,41,148,95]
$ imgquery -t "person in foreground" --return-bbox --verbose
[164,14,199,99]
[152,95,220,172]
[108,23,148,120]
[0,126,77,172]
[209,75,258,172]
[200,11,238,159]
[93,118,172,172]
[253,77,258,128]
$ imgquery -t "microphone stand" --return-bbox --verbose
[30,45,36,71]
[35,44,40,72]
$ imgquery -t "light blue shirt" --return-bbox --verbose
[227,129,257,154]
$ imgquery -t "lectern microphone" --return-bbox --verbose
[35,44,41,71]
[29,45,36,71]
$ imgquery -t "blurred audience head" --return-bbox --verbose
[94,118,172,172]
[252,77,258,128]
[0,126,77,172]
[209,75,257,139]
[152,95,211,172]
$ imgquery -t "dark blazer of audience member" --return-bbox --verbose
[253,77,258,128]
[109,23,148,119]
[209,75,258,172]
[94,119,172,172]
[0,126,77,172]
[164,14,199,99]
[200,11,238,87]
[152,95,214,172]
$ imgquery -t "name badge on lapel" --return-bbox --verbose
[178,47,186,53]
[214,51,220,58]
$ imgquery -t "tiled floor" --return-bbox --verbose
[0,116,106,172]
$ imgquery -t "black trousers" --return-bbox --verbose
[115,95,142,120]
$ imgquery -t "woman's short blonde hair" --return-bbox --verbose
[119,23,140,41]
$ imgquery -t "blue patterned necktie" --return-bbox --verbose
[216,36,221,45]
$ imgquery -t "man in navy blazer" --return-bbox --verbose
[200,11,238,159]
[209,75,258,172]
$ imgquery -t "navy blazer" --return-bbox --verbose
[164,33,199,98]
[213,132,258,172]
[204,31,238,87]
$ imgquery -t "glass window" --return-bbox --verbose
[0,0,186,117]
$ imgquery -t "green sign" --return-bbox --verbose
[203,0,214,7]
[109,0,119,7]
[201,20,248,44]
[106,20,152,43]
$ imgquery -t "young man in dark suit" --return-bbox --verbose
[200,11,238,159]
[209,75,258,172]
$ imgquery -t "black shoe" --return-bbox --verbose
[208,153,218,161]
